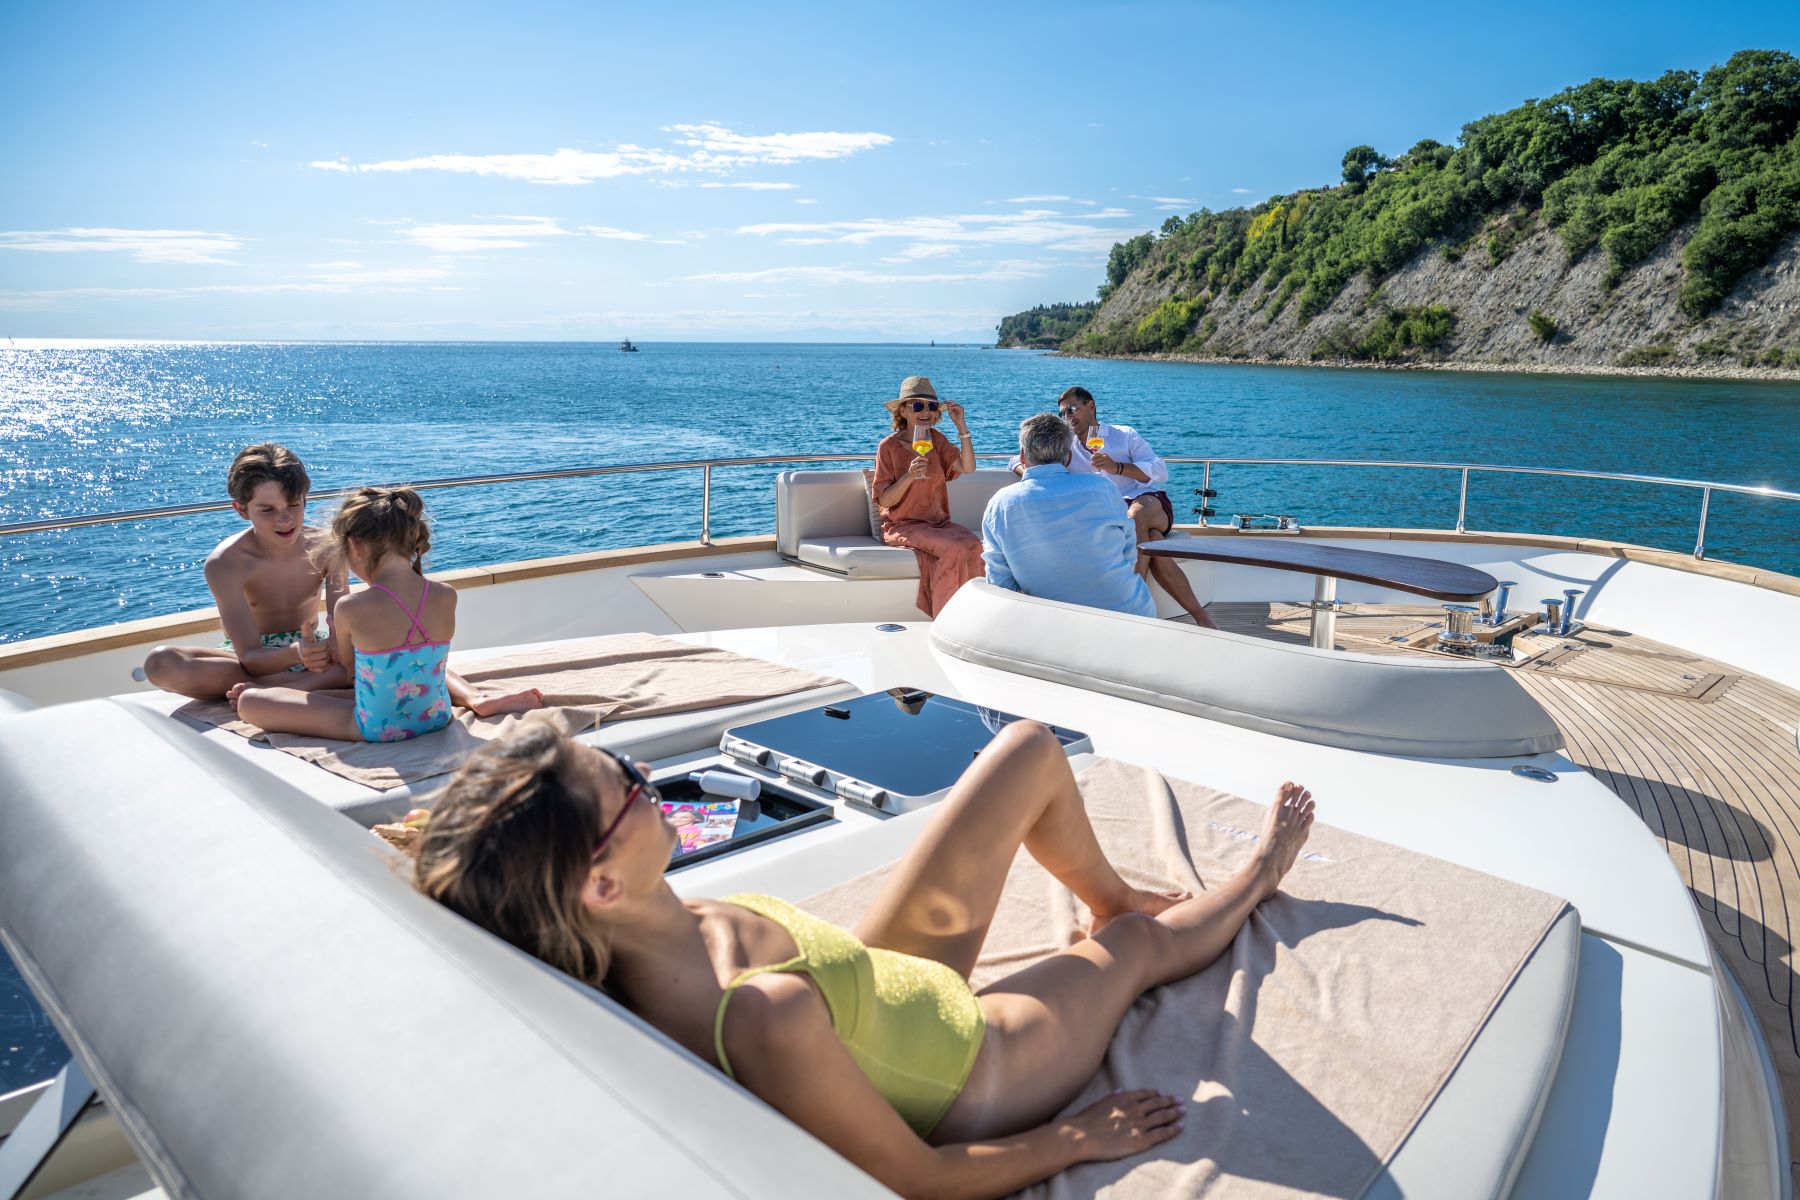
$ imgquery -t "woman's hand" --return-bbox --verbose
[907,453,930,480]
[1062,1089,1185,1162]
[945,400,967,429]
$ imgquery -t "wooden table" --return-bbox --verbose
[1141,539,1500,649]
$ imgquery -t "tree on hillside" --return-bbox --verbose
[1697,48,1800,148]
[1341,145,1390,189]
[1099,233,1156,300]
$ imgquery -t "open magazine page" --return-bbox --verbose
[662,799,740,854]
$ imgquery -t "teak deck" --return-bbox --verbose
[1206,600,1800,1156]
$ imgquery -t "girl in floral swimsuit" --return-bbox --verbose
[231,486,542,741]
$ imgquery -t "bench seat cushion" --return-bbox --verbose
[794,537,923,579]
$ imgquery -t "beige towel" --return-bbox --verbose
[802,757,1569,1200]
[177,633,846,791]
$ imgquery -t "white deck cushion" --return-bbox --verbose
[931,580,1563,758]
[795,536,923,579]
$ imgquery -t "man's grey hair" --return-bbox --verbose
[1019,412,1074,467]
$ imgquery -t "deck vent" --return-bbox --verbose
[1510,765,1558,783]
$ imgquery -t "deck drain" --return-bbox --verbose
[1510,765,1558,783]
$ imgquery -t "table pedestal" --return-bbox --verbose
[1309,575,1338,650]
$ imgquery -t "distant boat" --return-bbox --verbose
[619,339,639,352]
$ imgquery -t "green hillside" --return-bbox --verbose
[1000,50,1800,359]
[995,302,1101,347]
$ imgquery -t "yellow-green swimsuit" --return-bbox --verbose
[713,893,986,1137]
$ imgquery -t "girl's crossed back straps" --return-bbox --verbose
[364,578,436,648]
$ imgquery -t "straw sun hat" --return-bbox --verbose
[883,375,939,412]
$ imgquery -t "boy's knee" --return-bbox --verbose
[142,645,184,684]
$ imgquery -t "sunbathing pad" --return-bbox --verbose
[800,757,1570,1200]
[175,633,846,790]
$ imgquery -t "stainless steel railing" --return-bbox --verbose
[1,453,1795,561]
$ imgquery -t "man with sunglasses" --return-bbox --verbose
[1009,387,1215,628]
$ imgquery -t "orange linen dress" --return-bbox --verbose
[872,429,985,618]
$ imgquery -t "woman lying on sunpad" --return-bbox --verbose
[414,720,1314,1198]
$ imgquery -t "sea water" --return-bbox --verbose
[4,341,1800,646]
[2,341,1800,1095]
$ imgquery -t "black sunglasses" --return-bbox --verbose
[590,749,661,860]
[907,400,941,413]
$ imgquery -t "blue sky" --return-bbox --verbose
[2,1,1794,342]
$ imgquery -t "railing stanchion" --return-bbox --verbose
[701,464,712,545]
[1695,486,1711,560]
[1455,468,1470,534]
[1200,461,1211,528]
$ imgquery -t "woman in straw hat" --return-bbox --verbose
[872,376,984,617]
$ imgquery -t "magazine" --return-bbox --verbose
[662,799,740,854]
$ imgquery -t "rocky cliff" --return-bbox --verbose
[1078,216,1800,373]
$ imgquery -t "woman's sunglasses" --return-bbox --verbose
[907,400,941,413]
[591,749,661,861]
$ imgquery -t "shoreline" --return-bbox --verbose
[1047,349,1800,384]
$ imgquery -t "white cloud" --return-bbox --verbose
[250,140,268,149]
[881,243,959,263]
[399,216,576,252]
[794,198,820,205]
[580,225,653,241]
[698,181,800,190]
[666,124,892,163]
[1006,194,1071,203]
[1232,187,1253,194]
[685,261,1045,285]
[312,125,891,186]
[735,209,1141,255]
[0,227,246,264]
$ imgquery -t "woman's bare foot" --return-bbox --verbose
[1251,782,1315,898]
[1090,885,1195,936]
[470,687,545,718]
[226,681,251,708]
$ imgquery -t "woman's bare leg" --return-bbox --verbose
[446,670,544,718]
[934,782,1315,1142]
[233,687,362,740]
[853,721,1185,978]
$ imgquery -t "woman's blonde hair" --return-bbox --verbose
[413,722,612,986]
[314,485,431,577]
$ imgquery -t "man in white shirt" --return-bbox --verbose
[1011,386,1216,628]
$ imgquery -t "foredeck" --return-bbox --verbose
[1203,600,1800,1152]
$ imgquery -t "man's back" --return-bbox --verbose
[981,464,1157,618]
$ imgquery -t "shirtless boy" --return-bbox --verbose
[142,444,348,700]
